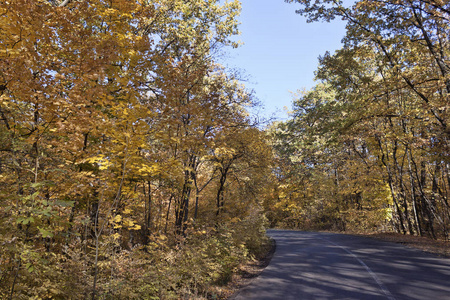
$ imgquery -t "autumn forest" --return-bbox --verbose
[0,0,449,299]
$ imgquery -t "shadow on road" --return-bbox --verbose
[232,230,450,300]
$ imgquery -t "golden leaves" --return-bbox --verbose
[112,213,141,230]
[0,1,273,298]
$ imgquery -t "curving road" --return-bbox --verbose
[232,230,450,300]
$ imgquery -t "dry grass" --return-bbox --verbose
[362,232,450,257]
[215,238,276,299]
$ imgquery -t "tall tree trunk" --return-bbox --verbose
[165,194,173,234]
[175,178,191,236]
[92,234,99,300]
[142,181,152,245]
[216,165,229,216]
[400,182,414,235]
[407,149,422,236]
[9,258,21,300]
[393,141,414,235]
[175,169,193,236]
[377,137,406,234]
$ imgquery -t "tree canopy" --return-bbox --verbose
[0,1,274,298]
[269,0,449,236]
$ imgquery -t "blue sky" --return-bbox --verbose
[222,0,348,121]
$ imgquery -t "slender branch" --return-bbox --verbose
[58,0,70,7]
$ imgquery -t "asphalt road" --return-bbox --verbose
[232,230,450,300]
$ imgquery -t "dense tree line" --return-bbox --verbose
[268,0,449,237]
[0,1,273,298]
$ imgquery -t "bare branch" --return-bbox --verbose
[58,0,70,6]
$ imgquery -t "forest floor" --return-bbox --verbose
[360,231,450,258]
[221,230,449,299]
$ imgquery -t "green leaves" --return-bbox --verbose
[54,200,75,208]
[37,227,54,238]
[17,217,35,225]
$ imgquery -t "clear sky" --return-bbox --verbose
[222,0,348,121]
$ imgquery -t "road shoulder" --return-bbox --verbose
[357,232,450,258]
[224,238,276,299]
